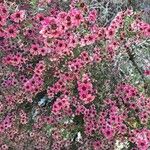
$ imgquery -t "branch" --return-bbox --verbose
[126,46,146,82]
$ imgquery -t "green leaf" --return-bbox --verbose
[30,0,37,8]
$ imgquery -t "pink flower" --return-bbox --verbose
[88,9,97,22]
[93,140,101,150]
[1,144,8,150]
[38,47,48,56]
[84,34,97,45]
[5,25,19,38]
[10,10,26,23]
[106,27,115,39]
[83,94,95,104]
[0,124,4,133]
[57,11,68,22]
[136,139,149,150]
[68,36,78,48]
[35,13,45,22]
[102,127,115,139]
[29,44,40,55]
[0,4,9,18]
[0,15,7,26]
[144,70,150,76]
[69,9,84,27]
[34,61,46,75]
[40,17,64,38]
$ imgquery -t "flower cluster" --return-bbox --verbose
[77,74,95,104]
[115,83,138,103]
[0,0,150,150]
[52,95,70,114]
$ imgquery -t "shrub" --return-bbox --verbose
[0,0,150,149]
